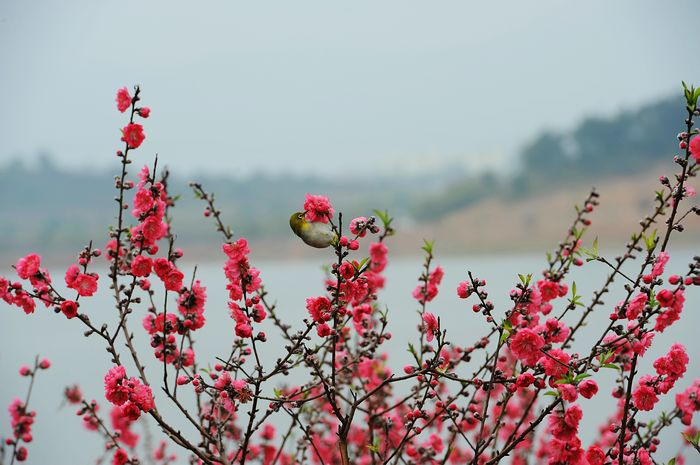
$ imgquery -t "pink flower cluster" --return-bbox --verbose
[177,280,207,331]
[654,288,685,332]
[303,194,334,223]
[129,166,169,251]
[422,312,439,342]
[5,360,50,462]
[116,87,149,149]
[676,380,700,425]
[65,263,99,297]
[306,296,333,337]
[633,344,689,411]
[412,266,443,304]
[104,366,155,420]
[213,371,251,412]
[223,238,264,338]
[690,134,700,162]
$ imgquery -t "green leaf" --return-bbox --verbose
[602,363,620,371]
[518,273,532,287]
[544,390,560,397]
[274,388,284,398]
[354,257,369,272]
[643,230,658,252]
[666,458,676,465]
[421,239,434,255]
[574,373,591,382]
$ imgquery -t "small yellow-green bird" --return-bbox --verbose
[289,212,336,248]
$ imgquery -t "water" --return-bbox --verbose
[1,250,697,464]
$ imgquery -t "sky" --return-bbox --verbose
[1,1,699,178]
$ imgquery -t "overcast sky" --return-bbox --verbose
[1,1,699,177]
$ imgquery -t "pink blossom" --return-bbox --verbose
[422,312,439,342]
[690,136,700,162]
[110,406,140,448]
[15,254,41,280]
[60,300,79,319]
[116,87,131,113]
[131,255,153,277]
[548,404,581,441]
[578,379,598,399]
[235,323,253,338]
[539,348,570,379]
[626,292,648,320]
[557,383,578,402]
[633,383,658,411]
[537,280,560,302]
[656,289,675,308]
[104,366,129,405]
[112,448,129,465]
[349,217,368,237]
[675,380,700,424]
[369,242,388,272]
[163,268,184,292]
[316,323,332,337]
[651,251,670,278]
[542,318,570,344]
[510,329,545,367]
[306,296,331,323]
[121,123,145,149]
[71,273,99,297]
[456,281,472,299]
[585,446,605,465]
[223,238,250,262]
[303,194,334,223]
[516,372,535,387]
[654,343,688,379]
[260,424,276,441]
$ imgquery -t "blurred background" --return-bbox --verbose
[2,1,700,260]
[1,2,700,464]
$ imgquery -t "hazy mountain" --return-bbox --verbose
[0,94,690,260]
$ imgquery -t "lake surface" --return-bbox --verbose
[1,250,697,464]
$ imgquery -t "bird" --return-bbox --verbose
[289,212,337,248]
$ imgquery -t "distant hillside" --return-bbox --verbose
[0,94,692,262]
[413,95,685,220]
[391,167,699,256]
[0,155,444,261]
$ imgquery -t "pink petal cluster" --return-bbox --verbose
[654,289,684,332]
[510,328,545,367]
[129,167,169,250]
[412,266,444,304]
[153,258,184,292]
[223,238,263,339]
[103,366,154,420]
[121,123,145,149]
[690,135,700,162]
[303,194,334,223]
[65,263,99,297]
[422,312,439,342]
[177,280,207,331]
[651,251,670,278]
[116,87,131,113]
[626,292,648,320]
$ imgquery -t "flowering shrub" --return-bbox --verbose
[1,83,700,465]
